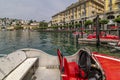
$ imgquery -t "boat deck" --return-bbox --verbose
[78,38,119,44]
[35,66,60,80]
[0,48,61,80]
[25,48,61,80]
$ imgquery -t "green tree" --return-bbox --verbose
[39,21,48,29]
[75,23,81,28]
[114,17,120,26]
[14,26,23,30]
[73,23,80,30]
[99,19,109,30]
[63,24,67,28]
[68,24,73,30]
[114,16,120,39]
[28,20,33,25]
[85,20,93,29]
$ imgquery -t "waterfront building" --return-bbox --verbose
[105,0,120,12]
[51,0,120,31]
[102,0,120,29]
[51,0,104,28]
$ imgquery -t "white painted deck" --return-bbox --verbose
[0,48,62,80]
[4,58,38,80]
[0,51,27,80]
[35,66,60,80]
[24,48,61,80]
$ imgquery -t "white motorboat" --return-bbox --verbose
[1,48,120,80]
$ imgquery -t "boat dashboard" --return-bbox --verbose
[78,50,105,80]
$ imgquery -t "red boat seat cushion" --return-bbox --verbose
[63,58,79,77]
[62,58,86,80]
[62,76,82,80]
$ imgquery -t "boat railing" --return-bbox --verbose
[0,54,7,57]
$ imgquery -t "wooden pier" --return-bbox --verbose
[78,38,119,44]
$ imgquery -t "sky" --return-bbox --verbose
[0,0,76,21]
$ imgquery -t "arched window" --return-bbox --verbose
[107,15,115,19]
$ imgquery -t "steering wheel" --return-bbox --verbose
[78,50,91,78]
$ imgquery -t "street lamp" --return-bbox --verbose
[96,15,100,48]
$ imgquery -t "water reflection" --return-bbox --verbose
[0,30,120,57]
[0,31,81,55]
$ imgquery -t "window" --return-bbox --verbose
[118,4,120,9]
[109,0,112,11]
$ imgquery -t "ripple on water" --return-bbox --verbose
[0,31,119,57]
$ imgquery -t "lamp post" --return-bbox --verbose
[118,23,120,39]
[96,15,100,48]
[81,20,83,38]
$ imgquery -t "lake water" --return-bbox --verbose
[0,30,120,57]
[0,30,83,56]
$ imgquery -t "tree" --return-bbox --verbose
[68,24,73,30]
[75,23,81,28]
[99,19,109,30]
[114,17,120,39]
[85,20,93,29]
[114,17,120,26]
[28,20,33,25]
[62,25,67,29]
[39,21,48,29]
[99,19,109,24]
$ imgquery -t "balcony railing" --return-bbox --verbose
[92,0,104,6]
[116,0,120,4]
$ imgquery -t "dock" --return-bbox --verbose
[78,38,119,44]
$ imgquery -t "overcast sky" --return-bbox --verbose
[0,0,76,21]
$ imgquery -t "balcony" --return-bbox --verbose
[92,0,104,7]
[115,0,120,4]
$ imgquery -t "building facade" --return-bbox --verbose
[51,0,120,29]
[104,0,120,26]
[105,0,120,12]
[52,0,104,27]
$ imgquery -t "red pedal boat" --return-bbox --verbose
[57,48,120,80]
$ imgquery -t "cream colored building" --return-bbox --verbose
[52,0,104,26]
[104,0,120,26]
[105,0,120,12]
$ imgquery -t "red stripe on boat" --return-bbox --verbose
[94,54,120,80]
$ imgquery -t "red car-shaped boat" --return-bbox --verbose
[57,48,120,80]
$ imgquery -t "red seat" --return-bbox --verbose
[62,76,82,80]
[62,58,79,80]
[64,58,79,77]
[62,58,86,80]
[57,49,86,80]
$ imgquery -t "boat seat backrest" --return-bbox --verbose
[0,51,27,80]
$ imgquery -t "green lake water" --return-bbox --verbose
[0,30,120,57]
